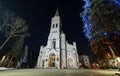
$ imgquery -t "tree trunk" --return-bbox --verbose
[0,19,8,31]
[97,14,111,33]
[7,55,13,67]
[108,45,116,59]
[0,35,12,50]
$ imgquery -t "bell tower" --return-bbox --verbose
[49,8,61,36]
[47,8,61,49]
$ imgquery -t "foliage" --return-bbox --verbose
[81,0,91,39]
[81,0,120,39]
[81,0,120,67]
[89,0,120,34]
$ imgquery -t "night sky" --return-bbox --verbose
[1,0,90,55]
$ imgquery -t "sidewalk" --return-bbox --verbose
[0,67,13,71]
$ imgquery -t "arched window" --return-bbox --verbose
[57,57,59,61]
[52,39,56,49]
[53,24,55,28]
[56,24,58,28]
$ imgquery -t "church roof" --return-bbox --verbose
[55,8,59,16]
[61,31,65,35]
[61,31,64,34]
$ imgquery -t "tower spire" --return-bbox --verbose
[55,8,59,16]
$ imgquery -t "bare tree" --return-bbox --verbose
[0,10,29,50]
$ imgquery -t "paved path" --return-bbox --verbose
[0,69,119,76]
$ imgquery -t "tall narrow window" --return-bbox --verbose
[52,39,56,49]
[53,24,55,28]
[56,24,58,28]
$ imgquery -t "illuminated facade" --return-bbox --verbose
[36,9,79,69]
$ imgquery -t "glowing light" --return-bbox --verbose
[116,57,120,63]
[81,0,92,39]
[114,0,120,5]
[82,15,92,39]
[83,0,90,8]
[81,0,120,40]
[103,32,108,36]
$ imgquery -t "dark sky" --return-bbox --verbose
[1,0,90,55]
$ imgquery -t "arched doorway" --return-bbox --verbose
[49,53,55,67]
[68,58,73,68]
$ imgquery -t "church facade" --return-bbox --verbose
[36,9,79,69]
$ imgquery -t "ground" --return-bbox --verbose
[0,69,119,76]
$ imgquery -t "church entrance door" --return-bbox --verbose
[49,53,55,67]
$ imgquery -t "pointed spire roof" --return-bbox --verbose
[55,8,59,16]
[61,31,65,34]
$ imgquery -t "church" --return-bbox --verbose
[36,9,79,69]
